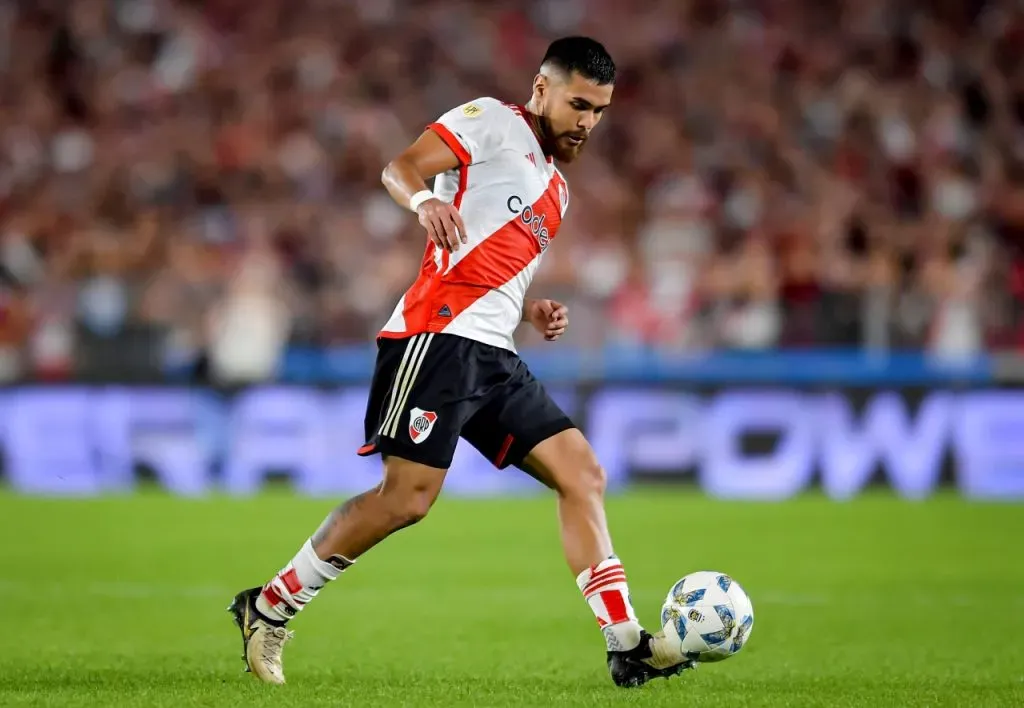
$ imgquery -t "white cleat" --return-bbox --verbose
[228,588,294,684]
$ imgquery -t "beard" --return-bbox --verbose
[550,132,587,163]
[529,112,588,162]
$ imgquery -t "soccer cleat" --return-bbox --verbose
[607,630,696,688]
[228,587,294,685]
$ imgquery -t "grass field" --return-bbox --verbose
[0,489,1022,707]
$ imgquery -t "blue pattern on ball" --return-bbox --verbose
[714,604,735,631]
[701,629,730,646]
[717,574,732,592]
[673,612,688,640]
[679,588,705,605]
[729,615,753,652]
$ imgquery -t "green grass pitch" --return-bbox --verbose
[1,488,1022,707]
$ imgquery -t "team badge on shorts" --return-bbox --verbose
[409,407,438,444]
[462,103,482,118]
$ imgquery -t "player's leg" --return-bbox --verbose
[309,456,444,559]
[518,430,639,637]
[228,456,446,684]
[462,378,629,621]
[229,333,472,684]
[520,430,690,685]
[462,367,691,687]
[254,456,446,624]
[523,428,611,573]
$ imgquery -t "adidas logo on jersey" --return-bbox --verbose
[438,304,452,318]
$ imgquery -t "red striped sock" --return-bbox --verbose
[576,555,643,651]
[255,539,353,623]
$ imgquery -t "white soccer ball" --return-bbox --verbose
[659,570,755,663]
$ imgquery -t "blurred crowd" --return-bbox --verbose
[2,0,1024,382]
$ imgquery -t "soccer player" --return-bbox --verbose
[229,36,693,688]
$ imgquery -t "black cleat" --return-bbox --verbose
[607,630,696,688]
[228,587,293,684]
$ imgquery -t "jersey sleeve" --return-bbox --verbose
[426,98,511,166]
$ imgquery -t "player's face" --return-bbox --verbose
[541,73,613,163]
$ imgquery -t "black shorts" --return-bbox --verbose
[356,333,576,470]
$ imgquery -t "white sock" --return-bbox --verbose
[576,555,643,652]
[254,539,353,623]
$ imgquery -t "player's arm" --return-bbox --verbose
[381,130,468,253]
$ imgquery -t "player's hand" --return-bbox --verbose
[525,299,568,341]
[416,198,468,253]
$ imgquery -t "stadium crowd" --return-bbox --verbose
[1,0,1023,381]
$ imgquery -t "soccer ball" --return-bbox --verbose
[659,571,754,663]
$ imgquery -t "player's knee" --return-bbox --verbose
[577,455,607,499]
[383,488,434,528]
[379,458,443,529]
[529,430,607,500]
[557,448,606,500]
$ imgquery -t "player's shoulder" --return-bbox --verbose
[448,97,521,124]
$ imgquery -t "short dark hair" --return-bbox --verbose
[541,37,616,85]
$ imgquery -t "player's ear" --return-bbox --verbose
[533,73,548,100]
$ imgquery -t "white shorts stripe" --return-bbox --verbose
[379,334,434,439]
[377,334,421,438]
[384,333,434,438]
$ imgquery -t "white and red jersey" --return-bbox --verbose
[379,97,569,352]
